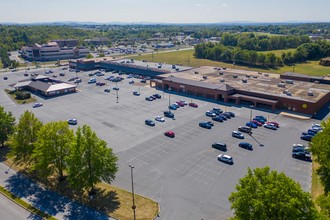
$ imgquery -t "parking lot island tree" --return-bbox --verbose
[0,105,15,147]
[67,125,118,195]
[8,110,43,164]
[228,166,318,220]
[32,121,74,181]
[310,118,330,193]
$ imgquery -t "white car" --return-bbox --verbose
[218,154,234,164]
[180,100,188,105]
[67,119,77,125]
[155,116,165,122]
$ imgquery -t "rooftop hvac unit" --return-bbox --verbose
[242,79,247,83]
[233,75,238,78]
[278,83,286,88]
[203,76,208,79]
[308,91,314,96]
[194,71,199,74]
[220,79,225,82]
[258,72,262,75]
[286,80,294,84]
[252,75,258,78]
[246,75,251,78]
[314,80,320,84]
[264,73,269,77]
[219,71,224,75]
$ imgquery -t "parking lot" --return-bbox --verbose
[0,67,319,219]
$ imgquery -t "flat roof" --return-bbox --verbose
[160,66,330,102]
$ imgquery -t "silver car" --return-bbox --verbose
[218,154,233,164]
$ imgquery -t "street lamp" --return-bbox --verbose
[129,164,136,220]
[249,104,255,121]
[116,81,119,103]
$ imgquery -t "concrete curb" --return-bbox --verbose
[280,112,311,120]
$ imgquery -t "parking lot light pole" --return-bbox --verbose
[116,81,119,103]
[249,104,255,121]
[129,164,136,220]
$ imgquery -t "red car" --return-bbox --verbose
[164,131,175,138]
[176,101,185,107]
[252,120,263,126]
[267,121,279,128]
[189,102,198,108]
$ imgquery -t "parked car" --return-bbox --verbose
[113,87,119,90]
[212,142,227,151]
[169,104,177,110]
[176,101,185,107]
[32,103,43,108]
[24,73,29,77]
[264,124,277,130]
[145,96,153,101]
[302,131,316,136]
[180,100,188,105]
[3,76,8,80]
[145,119,155,126]
[189,102,198,108]
[292,151,311,161]
[267,121,279,128]
[222,112,232,119]
[206,111,216,117]
[251,120,263,126]
[133,91,140,96]
[232,131,244,139]
[206,121,214,126]
[238,126,252,134]
[212,107,223,114]
[88,78,96,84]
[246,122,258,128]
[212,116,224,122]
[253,117,266,123]
[218,154,233,164]
[301,135,313,141]
[226,112,235,117]
[129,80,135,84]
[154,94,161,99]
[74,78,82,83]
[59,73,65,76]
[164,130,175,138]
[255,115,267,121]
[239,142,253,150]
[67,119,77,125]
[96,82,105,86]
[155,116,165,122]
[164,111,174,118]
[104,88,110,93]
[199,121,212,129]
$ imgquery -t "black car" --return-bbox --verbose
[212,108,223,114]
[212,142,227,151]
[104,89,110,93]
[206,121,214,126]
[301,135,313,142]
[154,94,161,99]
[199,122,212,129]
[238,126,252,134]
[3,76,8,80]
[164,111,174,118]
[292,151,311,161]
[212,116,224,122]
[145,119,155,126]
[239,142,253,150]
[222,113,231,119]
[225,112,235,117]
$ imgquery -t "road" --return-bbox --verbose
[0,193,41,220]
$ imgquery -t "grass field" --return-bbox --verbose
[5,89,37,104]
[131,49,330,76]
[258,48,296,56]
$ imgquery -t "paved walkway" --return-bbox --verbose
[0,162,113,220]
[279,112,311,120]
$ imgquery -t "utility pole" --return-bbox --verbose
[129,164,136,220]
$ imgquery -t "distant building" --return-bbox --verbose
[53,39,79,47]
[21,42,89,61]
[154,42,175,48]
[153,32,165,38]
[84,37,110,46]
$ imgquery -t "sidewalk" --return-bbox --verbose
[279,112,311,120]
[0,162,113,220]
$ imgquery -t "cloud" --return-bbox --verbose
[221,3,228,7]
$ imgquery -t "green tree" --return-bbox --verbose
[9,111,42,164]
[310,118,330,193]
[32,121,74,181]
[229,166,318,220]
[316,194,330,219]
[86,53,93,59]
[0,106,15,147]
[67,125,118,194]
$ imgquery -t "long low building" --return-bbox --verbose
[21,42,89,61]
[70,59,330,116]
[11,75,77,97]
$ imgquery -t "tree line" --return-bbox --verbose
[0,106,118,195]
[194,38,330,68]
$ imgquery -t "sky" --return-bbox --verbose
[0,0,330,24]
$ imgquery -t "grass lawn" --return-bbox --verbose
[131,49,330,76]
[312,161,324,202]
[5,89,37,104]
[258,48,296,56]
[0,186,57,220]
